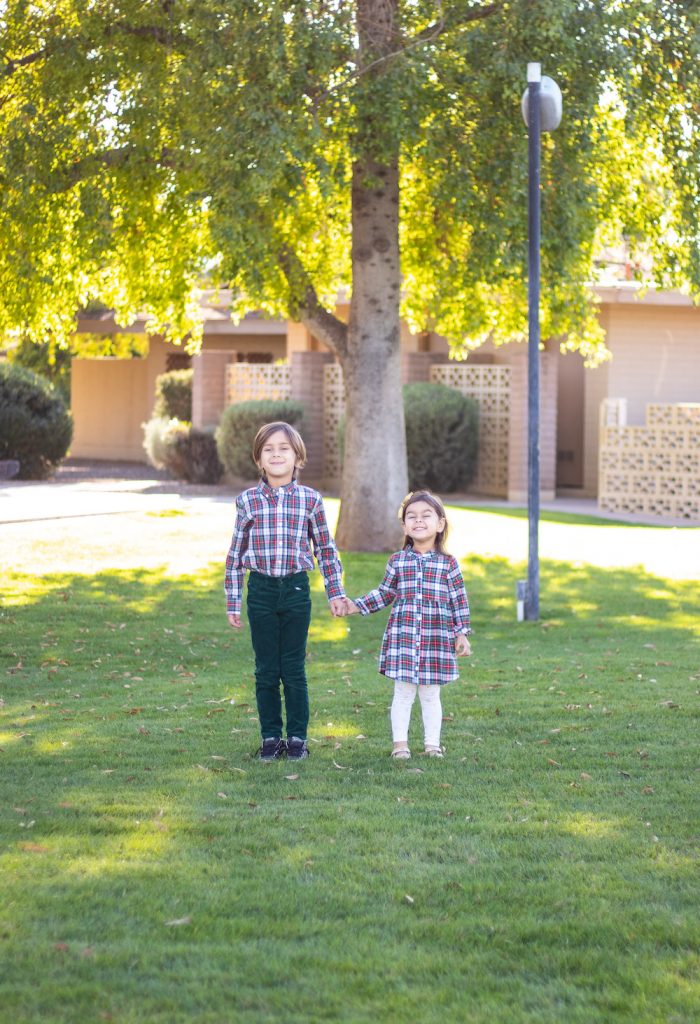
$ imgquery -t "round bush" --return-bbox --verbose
[143,417,224,483]
[0,362,73,479]
[142,416,182,470]
[171,428,224,484]
[153,369,193,421]
[403,382,479,492]
[216,399,305,480]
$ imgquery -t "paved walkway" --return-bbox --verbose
[0,458,696,529]
[2,461,698,582]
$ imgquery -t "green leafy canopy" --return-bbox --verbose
[1,1,699,363]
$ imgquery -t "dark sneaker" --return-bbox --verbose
[258,737,286,762]
[286,737,309,760]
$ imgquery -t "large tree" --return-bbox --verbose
[1,1,699,548]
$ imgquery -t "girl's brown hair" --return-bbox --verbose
[253,422,307,481]
[398,490,449,553]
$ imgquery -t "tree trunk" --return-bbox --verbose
[334,0,407,551]
[335,156,406,550]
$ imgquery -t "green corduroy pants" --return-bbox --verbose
[246,570,312,740]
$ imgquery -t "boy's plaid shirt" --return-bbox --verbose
[224,480,344,616]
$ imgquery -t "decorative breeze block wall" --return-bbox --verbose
[225,363,291,404]
[323,363,346,484]
[599,402,700,519]
[430,364,511,496]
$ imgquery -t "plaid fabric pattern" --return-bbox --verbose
[353,548,470,686]
[224,480,344,615]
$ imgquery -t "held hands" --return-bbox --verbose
[455,634,471,657]
[330,598,360,617]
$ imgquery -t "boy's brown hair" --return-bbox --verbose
[398,490,449,553]
[253,421,307,480]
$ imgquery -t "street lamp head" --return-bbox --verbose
[521,75,563,132]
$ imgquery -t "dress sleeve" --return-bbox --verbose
[224,494,252,616]
[353,556,399,615]
[447,556,471,636]
[308,495,345,601]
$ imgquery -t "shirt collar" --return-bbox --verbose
[259,479,297,500]
[406,546,435,558]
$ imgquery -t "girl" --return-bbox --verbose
[346,491,471,759]
[225,421,346,761]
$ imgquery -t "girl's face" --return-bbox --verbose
[402,500,446,551]
[257,429,299,486]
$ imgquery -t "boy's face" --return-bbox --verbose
[258,429,298,486]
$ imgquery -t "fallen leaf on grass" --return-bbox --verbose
[216,792,228,799]
[406,767,424,774]
[659,700,679,709]
[403,894,415,905]
[547,759,562,768]
[642,786,654,794]
[580,772,592,780]
[20,843,49,853]
[332,760,351,770]
[285,774,299,781]
[164,916,191,927]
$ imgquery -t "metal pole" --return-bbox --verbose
[526,63,541,621]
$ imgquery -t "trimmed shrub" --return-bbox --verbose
[143,417,182,470]
[0,362,73,479]
[142,417,223,483]
[170,428,224,484]
[216,399,305,480]
[403,382,479,492]
[153,369,193,421]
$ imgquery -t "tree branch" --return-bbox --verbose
[411,1,503,46]
[310,1,503,110]
[279,248,348,358]
[1,17,191,81]
[106,20,192,49]
[2,44,56,78]
[51,145,178,191]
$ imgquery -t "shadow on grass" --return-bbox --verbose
[1,559,698,1023]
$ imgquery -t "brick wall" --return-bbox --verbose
[290,350,336,482]
[191,350,233,429]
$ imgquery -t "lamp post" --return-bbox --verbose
[519,64,562,621]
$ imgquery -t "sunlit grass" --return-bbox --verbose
[1,509,699,1023]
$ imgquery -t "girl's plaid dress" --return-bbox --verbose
[353,548,470,686]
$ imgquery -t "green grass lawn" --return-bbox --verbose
[1,510,699,1023]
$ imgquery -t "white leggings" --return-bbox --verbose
[390,681,442,748]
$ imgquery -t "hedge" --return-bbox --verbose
[0,363,73,479]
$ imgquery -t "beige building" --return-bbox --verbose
[70,286,700,513]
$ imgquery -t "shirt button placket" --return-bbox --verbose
[275,489,285,574]
[415,560,422,665]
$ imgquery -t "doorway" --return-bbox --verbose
[556,351,585,489]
